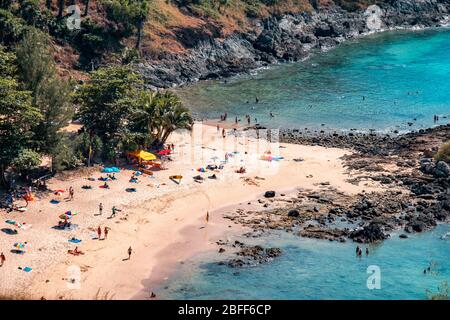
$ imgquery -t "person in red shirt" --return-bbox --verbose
[0,252,5,267]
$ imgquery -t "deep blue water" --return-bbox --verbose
[178,28,450,132]
[157,225,450,299]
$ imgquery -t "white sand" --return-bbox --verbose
[0,122,380,299]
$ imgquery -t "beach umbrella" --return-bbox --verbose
[129,150,157,161]
[59,214,71,220]
[157,149,171,156]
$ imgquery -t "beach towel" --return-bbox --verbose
[53,224,78,231]
[68,238,81,244]
[102,167,120,173]
[126,188,137,192]
[18,266,32,272]
[5,219,16,225]
[50,199,60,204]
[1,228,18,235]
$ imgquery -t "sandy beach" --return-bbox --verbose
[0,122,381,300]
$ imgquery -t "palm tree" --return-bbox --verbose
[155,92,193,146]
[129,91,193,148]
[128,90,158,147]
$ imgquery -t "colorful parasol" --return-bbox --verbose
[157,149,171,156]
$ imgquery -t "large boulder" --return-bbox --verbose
[419,158,435,174]
[349,222,388,243]
[405,213,436,233]
[264,191,276,198]
[288,209,300,217]
[433,161,450,178]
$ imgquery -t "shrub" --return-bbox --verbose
[0,9,26,45]
[12,148,41,174]
[435,140,450,163]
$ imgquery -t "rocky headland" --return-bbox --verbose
[138,0,450,89]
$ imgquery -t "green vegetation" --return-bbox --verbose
[435,140,450,163]
[75,65,193,162]
[104,0,150,50]
[0,45,40,186]
[0,0,192,188]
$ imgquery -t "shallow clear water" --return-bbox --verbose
[157,225,450,299]
[161,29,450,300]
[178,28,450,132]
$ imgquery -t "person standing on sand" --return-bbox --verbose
[217,125,219,132]
[69,186,74,201]
[0,252,5,267]
[97,226,102,240]
[99,203,103,215]
[104,227,109,239]
[206,211,209,223]
[128,246,132,260]
[110,206,121,218]
[222,128,226,138]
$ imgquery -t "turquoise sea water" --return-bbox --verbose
[160,29,450,300]
[178,28,450,132]
[158,225,450,300]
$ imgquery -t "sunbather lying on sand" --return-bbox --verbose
[235,167,246,174]
[68,247,84,256]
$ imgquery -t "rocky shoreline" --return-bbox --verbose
[217,124,449,267]
[138,0,450,89]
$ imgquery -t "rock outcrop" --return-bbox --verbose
[138,0,450,89]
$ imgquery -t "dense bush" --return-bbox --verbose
[0,9,26,45]
[435,140,450,163]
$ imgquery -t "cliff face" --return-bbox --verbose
[138,0,450,89]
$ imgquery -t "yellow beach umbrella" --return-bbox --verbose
[130,150,157,161]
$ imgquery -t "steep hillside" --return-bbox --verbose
[1,0,449,84]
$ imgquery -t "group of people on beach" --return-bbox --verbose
[356,246,369,257]
[220,112,228,121]
[97,226,110,240]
